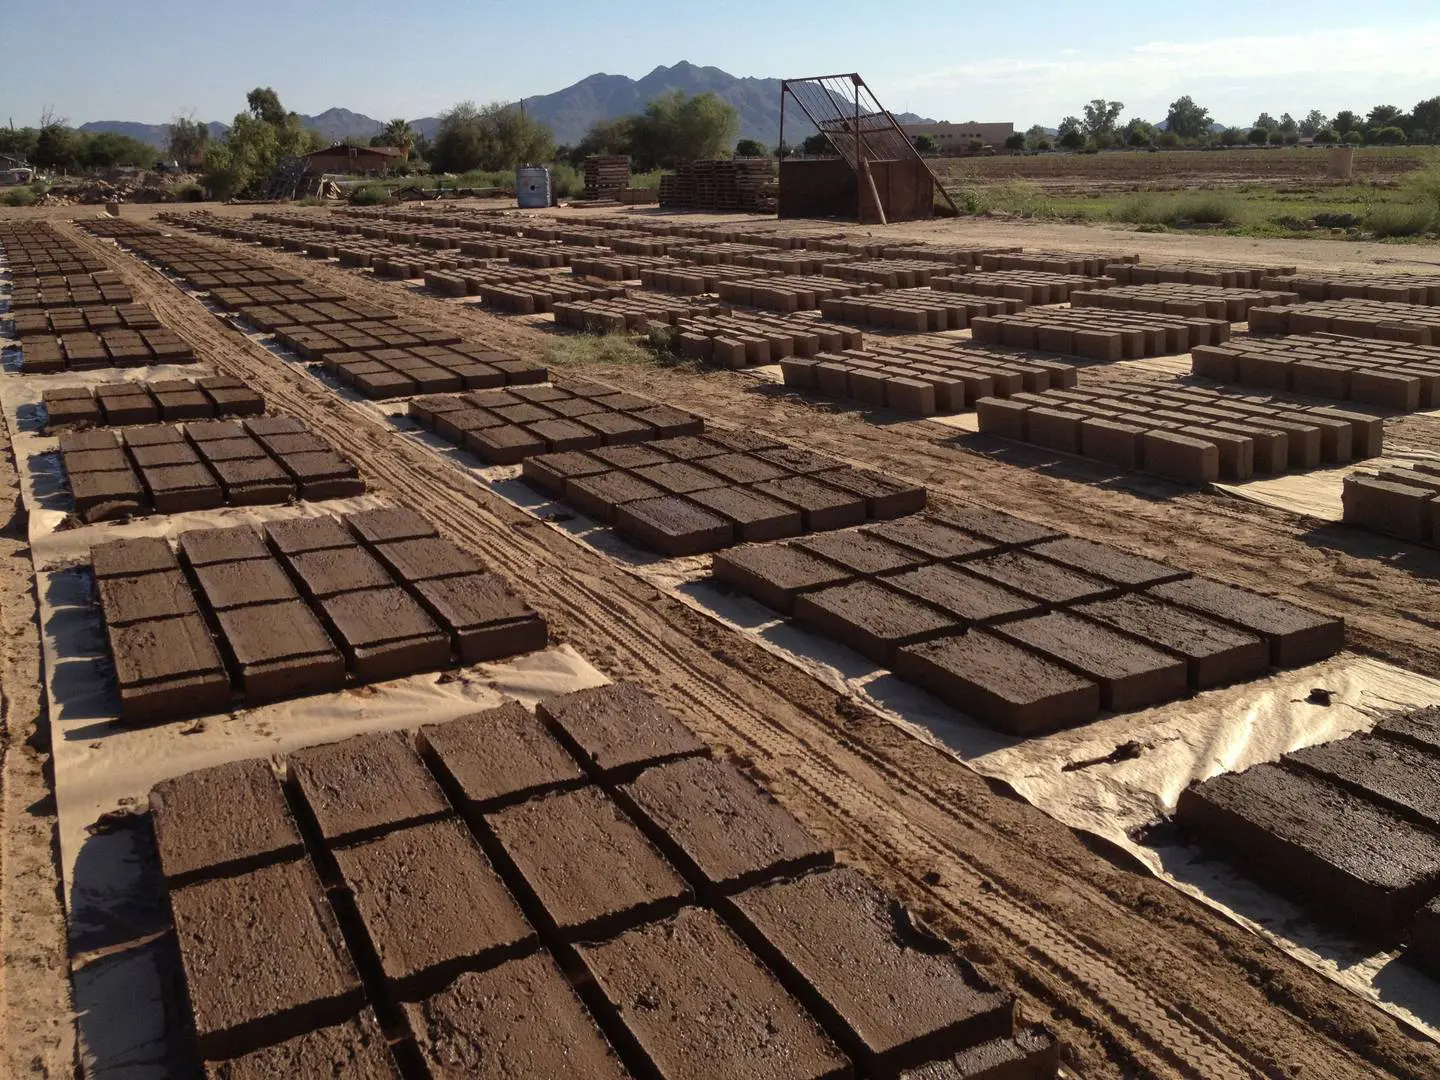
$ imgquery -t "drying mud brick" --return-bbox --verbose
[1147,578,1344,668]
[143,463,225,514]
[522,450,610,496]
[1414,898,1440,975]
[287,545,393,599]
[818,469,927,520]
[866,517,998,563]
[796,530,929,577]
[91,536,179,578]
[486,785,690,939]
[1284,734,1440,832]
[149,758,303,885]
[111,614,231,723]
[98,568,197,626]
[345,505,438,545]
[931,505,1061,549]
[711,543,855,614]
[419,700,585,812]
[287,730,450,844]
[615,496,734,555]
[963,551,1117,608]
[688,485,804,541]
[752,476,868,532]
[794,581,957,665]
[566,471,667,524]
[211,458,297,505]
[993,612,1188,712]
[1176,763,1440,933]
[621,756,832,892]
[203,1011,400,1080]
[169,858,364,1061]
[578,906,851,1080]
[895,631,1100,735]
[537,682,707,777]
[401,952,631,1080]
[178,526,272,567]
[215,598,345,702]
[1029,538,1188,591]
[194,558,300,610]
[319,586,451,681]
[901,1028,1060,1079]
[412,572,548,662]
[70,468,146,522]
[1376,705,1440,754]
[1075,595,1270,689]
[265,515,357,556]
[333,818,534,997]
[728,867,1014,1077]
[886,565,1041,627]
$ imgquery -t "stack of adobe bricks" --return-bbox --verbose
[821,291,1024,333]
[932,269,1116,304]
[970,307,1230,360]
[1343,464,1440,543]
[42,377,263,431]
[1109,258,1296,288]
[1071,283,1300,322]
[1249,299,1440,343]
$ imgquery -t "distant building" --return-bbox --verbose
[300,144,406,175]
[898,121,1014,152]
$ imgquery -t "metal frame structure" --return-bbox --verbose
[779,72,959,223]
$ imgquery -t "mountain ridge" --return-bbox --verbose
[77,62,934,151]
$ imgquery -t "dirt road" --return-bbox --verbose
[5,204,1440,1078]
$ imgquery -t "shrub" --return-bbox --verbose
[2,186,37,206]
[350,184,390,206]
[174,183,205,202]
[1364,203,1435,237]
[1156,131,1180,149]
[1341,131,1363,145]
[1003,132,1026,151]
[1315,128,1339,144]
[1370,126,1407,145]
[1248,127,1270,145]
[1111,192,1238,228]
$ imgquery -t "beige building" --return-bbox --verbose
[899,121,1014,151]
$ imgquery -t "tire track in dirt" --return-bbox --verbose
[64,220,1440,1080]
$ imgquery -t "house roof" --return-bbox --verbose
[302,144,405,158]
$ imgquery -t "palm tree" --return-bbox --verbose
[379,118,414,160]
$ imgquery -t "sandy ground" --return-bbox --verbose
[5,199,1440,1077]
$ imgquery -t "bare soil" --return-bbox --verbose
[4,201,1440,1077]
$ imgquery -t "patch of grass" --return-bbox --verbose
[542,331,663,370]
[1364,202,1436,238]
[1108,192,1240,227]
[349,184,391,206]
[2,186,37,207]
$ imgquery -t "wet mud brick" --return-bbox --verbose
[70,467,147,521]
[319,586,451,680]
[1176,763,1440,933]
[900,1028,1059,1080]
[287,546,393,600]
[886,564,1041,627]
[752,475,868,532]
[711,543,855,614]
[288,730,450,845]
[169,858,364,1061]
[819,468,927,520]
[372,536,483,584]
[578,906,851,1080]
[930,505,1062,550]
[521,450,610,496]
[1375,705,1440,754]
[149,758,303,885]
[564,470,667,524]
[401,951,632,1080]
[728,866,1014,1077]
[688,485,804,541]
[1414,897,1440,975]
[91,535,179,579]
[615,495,734,555]
[962,551,1119,608]
[333,818,534,997]
[1074,594,1270,689]
[412,572,548,662]
[537,682,707,778]
[418,700,585,813]
[203,1011,400,1080]
[111,614,232,723]
[486,785,690,939]
[141,462,224,513]
[796,530,930,577]
[193,558,300,610]
[344,505,437,545]
[178,525,271,567]
[265,515,357,556]
[795,580,958,665]
[278,450,366,500]
[1029,537,1188,591]
[865,517,999,563]
[98,568,197,625]
[1284,733,1440,831]
[1147,578,1343,667]
[213,458,297,505]
[621,756,831,893]
[895,631,1100,735]
[992,611,1188,712]
[215,598,345,701]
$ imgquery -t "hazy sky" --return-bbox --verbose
[6,0,1438,130]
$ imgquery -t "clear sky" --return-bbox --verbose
[5,0,1438,130]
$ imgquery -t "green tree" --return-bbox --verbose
[1253,112,1279,132]
[167,115,210,166]
[430,100,553,172]
[1156,130,1180,149]
[1369,125,1407,145]
[1315,127,1340,144]
[1023,124,1048,149]
[773,141,792,160]
[33,122,77,170]
[1368,104,1403,129]
[1411,97,1440,142]
[1341,129,1363,145]
[202,87,320,198]
[1003,132,1026,151]
[1278,112,1299,135]
[1122,117,1154,147]
[913,134,938,153]
[1058,129,1086,150]
[79,131,154,168]
[1299,109,1328,137]
[1219,127,1245,146]
[1163,96,1212,140]
[245,87,286,127]
[734,137,765,157]
[800,132,833,156]
[1248,127,1271,145]
[1333,110,1361,135]
[1081,99,1124,139]
[627,90,739,170]
[372,118,414,160]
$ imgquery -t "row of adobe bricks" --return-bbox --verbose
[152,683,1058,1078]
